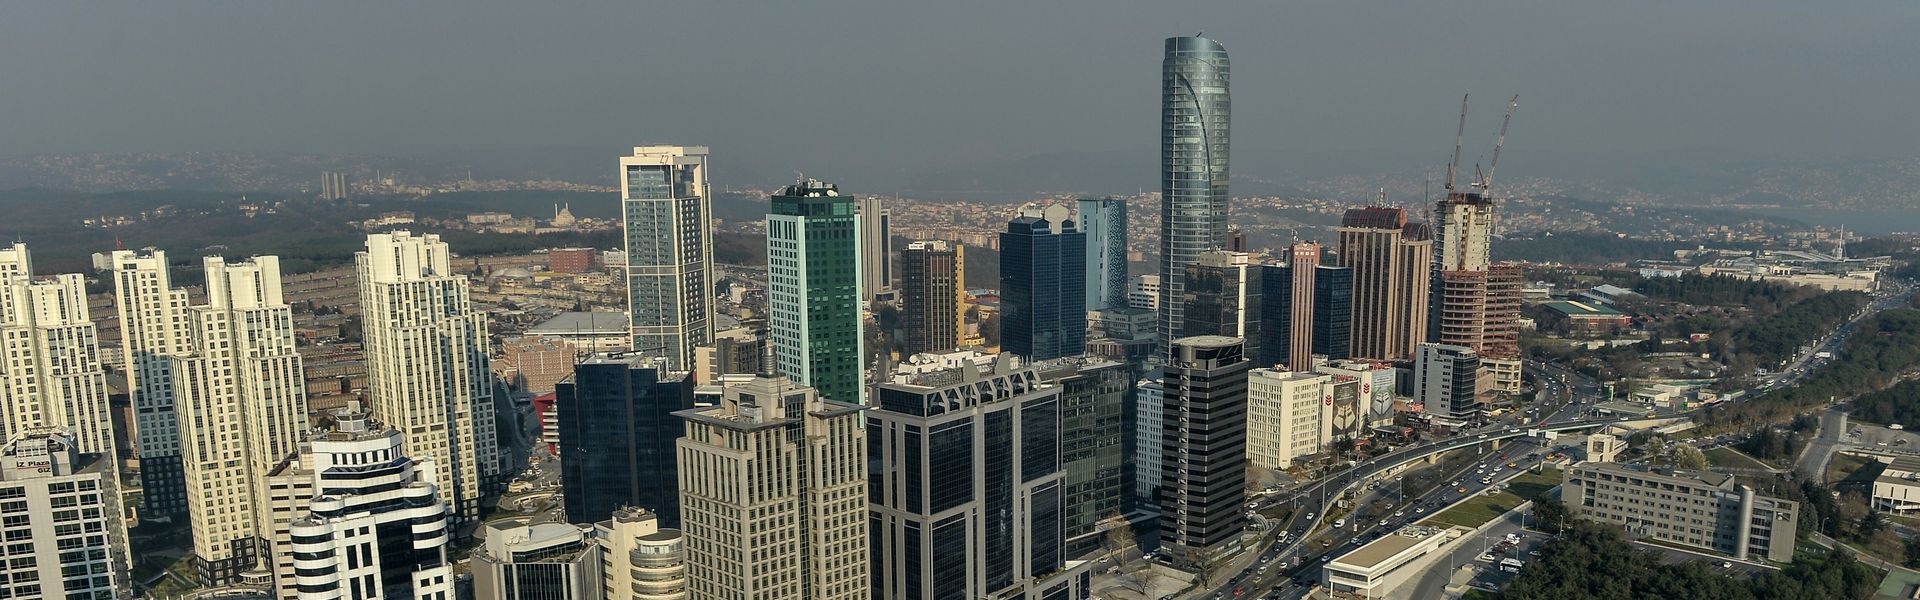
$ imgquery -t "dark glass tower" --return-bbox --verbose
[899,240,962,356]
[1159,36,1231,357]
[1312,265,1354,360]
[1160,336,1250,559]
[556,354,696,527]
[766,179,865,404]
[1182,250,1260,360]
[1000,204,1087,361]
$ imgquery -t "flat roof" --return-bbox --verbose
[1541,300,1626,318]
[528,311,628,335]
[1332,528,1442,571]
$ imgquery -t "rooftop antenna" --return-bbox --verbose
[1478,95,1519,191]
[1446,94,1468,191]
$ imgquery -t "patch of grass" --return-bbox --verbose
[1705,446,1775,471]
[1421,468,1563,529]
[1827,453,1876,485]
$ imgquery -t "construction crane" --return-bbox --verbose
[1445,94,1469,191]
[1478,95,1519,191]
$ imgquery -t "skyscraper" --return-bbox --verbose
[356,231,499,521]
[858,195,894,303]
[0,244,114,455]
[621,146,715,372]
[1159,35,1231,356]
[1160,336,1250,561]
[556,354,695,527]
[1034,356,1135,557]
[110,248,192,520]
[1257,243,1320,371]
[173,255,310,583]
[1000,203,1086,361]
[1337,207,1432,360]
[675,375,867,600]
[319,171,350,201]
[275,408,454,600]
[1312,265,1354,361]
[594,507,690,600]
[1183,250,1260,366]
[1079,197,1129,313]
[898,240,963,356]
[867,352,1093,599]
[0,430,131,599]
[1429,191,1524,396]
[766,178,866,405]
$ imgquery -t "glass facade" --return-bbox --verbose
[1313,266,1354,360]
[1056,361,1132,557]
[1159,36,1231,355]
[1000,209,1087,361]
[1257,264,1294,368]
[1078,198,1129,312]
[766,179,865,404]
[556,359,695,527]
[621,147,714,371]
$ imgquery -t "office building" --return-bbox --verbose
[1000,203,1087,361]
[0,430,131,599]
[1084,307,1158,366]
[1337,208,1432,361]
[1413,343,1484,422]
[1246,368,1330,471]
[621,146,716,371]
[357,231,499,521]
[858,195,894,303]
[1320,360,1398,430]
[557,354,695,527]
[0,244,114,455]
[899,240,963,356]
[109,248,192,519]
[692,326,767,385]
[1323,526,1457,599]
[548,247,597,274]
[868,352,1093,599]
[1160,336,1251,560]
[262,450,316,600]
[172,255,310,583]
[1037,357,1135,556]
[1159,36,1232,356]
[675,375,866,600]
[1564,462,1799,563]
[594,507,689,600]
[1127,275,1160,311]
[475,522,603,600]
[500,336,576,394]
[1258,244,1320,371]
[1079,197,1129,312]
[1183,251,1259,361]
[278,409,454,600]
[1132,375,1165,506]
[1312,265,1354,361]
[766,179,866,405]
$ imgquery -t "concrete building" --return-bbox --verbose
[857,195,894,303]
[868,352,1093,599]
[356,231,499,521]
[109,248,193,520]
[1414,343,1484,423]
[1085,306,1159,366]
[475,522,603,600]
[1319,360,1398,430]
[557,354,695,527]
[1160,336,1251,561]
[1246,368,1330,471]
[1323,526,1457,599]
[594,507,689,600]
[899,240,963,357]
[1564,462,1799,563]
[675,375,867,600]
[1337,208,1432,361]
[0,430,131,599]
[1870,456,1920,515]
[1079,197,1129,313]
[277,408,454,600]
[528,312,633,353]
[319,171,350,201]
[0,244,115,455]
[1127,274,1160,311]
[692,326,766,385]
[1429,190,1524,397]
[1133,375,1165,507]
[621,146,716,371]
[548,247,597,274]
[501,336,577,394]
[1538,300,1631,333]
[766,179,866,405]
[1183,250,1259,361]
[1000,203,1087,361]
[1159,35,1232,360]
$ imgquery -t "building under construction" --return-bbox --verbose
[1428,95,1526,401]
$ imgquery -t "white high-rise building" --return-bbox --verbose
[621,146,716,371]
[857,195,894,303]
[0,430,132,599]
[676,375,867,600]
[595,507,689,600]
[171,256,310,583]
[110,248,194,519]
[0,243,115,455]
[1246,368,1331,471]
[1132,374,1164,504]
[277,408,454,600]
[356,231,499,521]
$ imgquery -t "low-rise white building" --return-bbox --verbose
[1323,526,1457,599]
[1871,456,1920,515]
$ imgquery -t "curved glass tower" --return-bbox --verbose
[1159,36,1231,358]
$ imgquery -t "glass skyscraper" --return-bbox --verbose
[1159,36,1231,357]
[767,179,866,404]
[1312,265,1354,361]
[1079,197,1129,312]
[621,146,714,371]
[555,354,695,527]
[1000,203,1087,361]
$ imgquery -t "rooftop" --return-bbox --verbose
[1332,527,1447,571]
[1541,300,1627,318]
[528,311,629,336]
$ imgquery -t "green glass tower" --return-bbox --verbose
[766,178,866,404]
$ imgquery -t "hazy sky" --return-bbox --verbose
[4,1,1917,191]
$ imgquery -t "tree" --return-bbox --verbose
[1184,548,1224,589]
[1670,445,1709,471]
[1532,497,1571,533]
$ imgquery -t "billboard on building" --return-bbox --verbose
[1329,377,1362,441]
